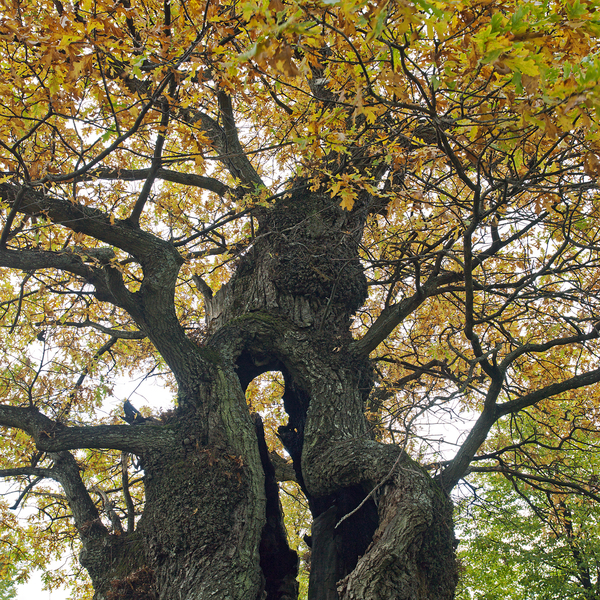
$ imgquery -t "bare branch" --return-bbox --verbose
[216,91,265,189]
[128,101,170,227]
[496,366,600,418]
[439,365,600,492]
[468,466,600,503]
[0,467,52,478]
[85,167,231,196]
[352,274,460,356]
[437,377,503,493]
[53,320,146,340]
[91,485,124,533]
[121,452,136,533]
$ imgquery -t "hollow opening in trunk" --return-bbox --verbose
[244,368,308,599]
[242,363,380,599]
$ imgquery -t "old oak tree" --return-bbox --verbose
[1,0,600,599]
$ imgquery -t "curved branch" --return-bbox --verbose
[0,247,93,278]
[1,183,216,386]
[216,91,264,189]
[439,365,600,492]
[468,466,600,503]
[496,366,600,417]
[91,484,124,533]
[8,475,44,510]
[499,329,599,372]
[303,437,454,600]
[50,451,110,539]
[55,320,146,340]
[0,451,109,539]
[0,247,116,301]
[0,247,140,312]
[352,274,460,356]
[0,183,182,266]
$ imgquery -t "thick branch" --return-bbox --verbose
[0,228,211,388]
[0,451,108,539]
[216,91,264,189]
[0,247,132,308]
[0,183,202,360]
[496,366,600,417]
[0,405,175,454]
[0,247,97,281]
[303,437,407,497]
[0,183,183,267]
[37,424,175,454]
[353,275,459,356]
[499,330,599,371]
[179,95,264,189]
[439,366,600,492]
[0,466,53,478]
[437,377,503,493]
[50,451,110,539]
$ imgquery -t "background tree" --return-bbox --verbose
[0,0,600,599]
[457,472,600,600]
[0,578,16,600]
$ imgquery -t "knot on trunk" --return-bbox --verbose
[263,188,368,313]
[271,246,367,313]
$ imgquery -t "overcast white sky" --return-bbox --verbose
[16,571,68,600]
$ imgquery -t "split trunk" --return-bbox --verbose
[69,185,458,600]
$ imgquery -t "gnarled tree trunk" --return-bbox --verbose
[129,183,457,600]
[4,183,457,600]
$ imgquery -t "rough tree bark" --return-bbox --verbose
[0,179,458,600]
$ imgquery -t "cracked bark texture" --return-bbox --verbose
[202,186,458,600]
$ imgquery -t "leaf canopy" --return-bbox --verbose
[0,0,600,595]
